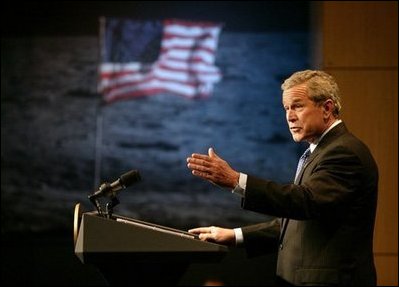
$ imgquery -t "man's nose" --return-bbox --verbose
[286,110,297,122]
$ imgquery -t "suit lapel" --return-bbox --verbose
[280,123,348,246]
[294,122,348,184]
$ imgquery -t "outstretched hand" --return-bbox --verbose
[189,226,236,245]
[186,147,239,189]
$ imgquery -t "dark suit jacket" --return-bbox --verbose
[241,123,378,286]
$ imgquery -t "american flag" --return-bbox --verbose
[99,18,223,103]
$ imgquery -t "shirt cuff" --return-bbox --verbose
[234,228,244,245]
[232,172,247,197]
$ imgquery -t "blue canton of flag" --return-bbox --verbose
[99,18,223,103]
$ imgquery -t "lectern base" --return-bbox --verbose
[96,258,189,285]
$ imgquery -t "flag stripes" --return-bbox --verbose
[99,18,223,102]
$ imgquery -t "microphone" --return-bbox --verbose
[89,170,141,199]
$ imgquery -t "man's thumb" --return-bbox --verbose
[208,147,218,158]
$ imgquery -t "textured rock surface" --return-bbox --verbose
[1,31,308,233]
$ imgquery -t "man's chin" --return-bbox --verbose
[291,135,302,142]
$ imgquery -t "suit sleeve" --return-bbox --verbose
[241,218,280,257]
[242,145,368,220]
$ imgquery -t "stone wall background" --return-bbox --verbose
[2,31,308,233]
[1,1,309,234]
[1,2,310,285]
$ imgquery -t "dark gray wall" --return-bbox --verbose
[2,30,308,233]
[1,2,309,285]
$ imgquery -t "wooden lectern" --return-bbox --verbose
[73,203,228,285]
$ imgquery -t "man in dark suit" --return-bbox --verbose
[187,70,378,286]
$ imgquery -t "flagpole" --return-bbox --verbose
[93,104,103,191]
[94,16,106,191]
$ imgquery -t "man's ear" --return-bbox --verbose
[323,99,334,118]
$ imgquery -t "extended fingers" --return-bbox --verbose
[190,153,211,160]
[188,227,216,242]
[187,156,212,167]
[188,165,211,175]
[187,156,214,173]
[187,157,211,166]
[188,226,212,234]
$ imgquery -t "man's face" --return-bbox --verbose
[282,84,326,144]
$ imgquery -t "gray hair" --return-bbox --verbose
[281,70,342,117]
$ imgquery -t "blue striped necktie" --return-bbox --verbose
[295,147,311,182]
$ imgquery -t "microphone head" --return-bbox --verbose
[119,170,141,188]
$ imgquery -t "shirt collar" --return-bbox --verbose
[309,119,342,153]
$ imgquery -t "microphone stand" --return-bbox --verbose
[89,197,103,217]
[88,182,120,218]
[105,196,120,219]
